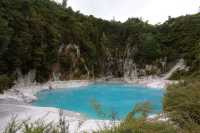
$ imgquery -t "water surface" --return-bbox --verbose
[33,83,164,119]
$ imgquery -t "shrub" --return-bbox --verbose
[0,74,14,93]
[3,118,60,133]
[169,70,190,80]
[108,118,177,133]
[3,110,69,133]
[163,79,200,127]
[99,102,178,133]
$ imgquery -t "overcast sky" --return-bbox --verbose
[56,0,200,24]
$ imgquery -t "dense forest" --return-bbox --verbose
[0,0,200,92]
[1,0,200,133]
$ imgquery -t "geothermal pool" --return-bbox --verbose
[32,83,164,119]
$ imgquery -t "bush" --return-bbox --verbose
[0,74,14,93]
[4,110,69,133]
[3,118,60,133]
[163,80,200,127]
[99,102,178,133]
[169,70,190,80]
[100,115,178,133]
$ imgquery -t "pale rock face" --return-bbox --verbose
[14,69,36,88]
[163,59,186,80]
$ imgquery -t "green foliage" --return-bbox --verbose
[130,102,152,118]
[100,102,178,133]
[141,33,161,62]
[169,70,190,80]
[0,74,14,93]
[90,98,107,118]
[164,80,200,128]
[0,0,163,83]
[158,14,200,64]
[4,116,178,133]
[0,0,200,90]
[4,119,59,133]
[90,98,119,120]
[22,122,57,133]
[1,1,200,132]
[3,117,22,133]
[102,119,177,133]
[4,111,69,133]
[4,99,200,133]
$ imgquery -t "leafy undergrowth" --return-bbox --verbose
[164,79,200,132]
[4,111,70,133]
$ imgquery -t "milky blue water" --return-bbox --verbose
[32,83,164,119]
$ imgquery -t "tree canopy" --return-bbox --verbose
[0,0,200,92]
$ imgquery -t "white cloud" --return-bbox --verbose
[55,0,200,24]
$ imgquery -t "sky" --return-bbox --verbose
[56,0,200,24]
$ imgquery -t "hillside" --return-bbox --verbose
[0,0,200,92]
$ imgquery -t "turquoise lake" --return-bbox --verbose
[32,83,164,119]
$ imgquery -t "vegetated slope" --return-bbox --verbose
[0,0,200,92]
[157,14,200,79]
